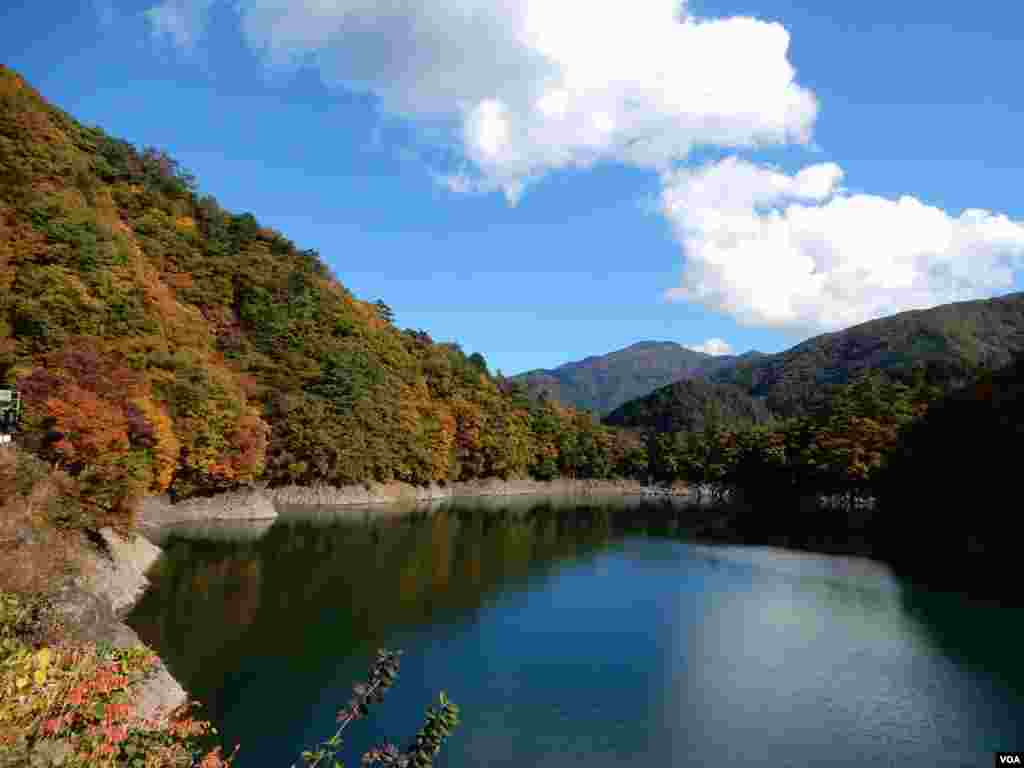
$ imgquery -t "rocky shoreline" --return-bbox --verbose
[49,528,188,720]
[137,487,278,530]
[264,476,651,507]
[136,477,668,528]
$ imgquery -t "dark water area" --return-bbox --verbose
[127,496,1024,767]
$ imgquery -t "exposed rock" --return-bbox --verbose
[50,584,136,647]
[82,527,163,615]
[48,528,188,721]
[138,487,277,529]
[266,477,645,507]
[131,662,189,721]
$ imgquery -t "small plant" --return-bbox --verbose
[298,649,459,768]
[0,625,229,767]
[1,598,457,768]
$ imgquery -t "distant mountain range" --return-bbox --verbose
[514,292,1024,425]
[710,292,1024,417]
[511,342,765,416]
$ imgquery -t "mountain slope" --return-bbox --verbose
[604,378,772,433]
[511,341,758,415]
[711,293,1024,416]
[602,293,1024,433]
[0,65,637,526]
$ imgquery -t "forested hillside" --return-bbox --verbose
[0,66,642,528]
[604,378,772,433]
[515,292,1024,426]
[584,293,1024,434]
[873,353,1024,589]
[629,352,1024,599]
[712,294,1024,416]
[512,341,755,415]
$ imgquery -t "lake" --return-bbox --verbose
[127,495,1024,767]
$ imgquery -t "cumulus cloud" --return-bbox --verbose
[140,0,1024,331]
[687,338,734,356]
[143,0,817,201]
[662,157,1024,332]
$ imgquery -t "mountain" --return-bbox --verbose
[511,341,760,415]
[0,65,639,527]
[577,294,1024,436]
[711,293,1024,416]
[604,377,773,433]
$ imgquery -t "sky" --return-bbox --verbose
[2,0,1024,375]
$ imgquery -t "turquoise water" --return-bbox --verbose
[128,496,1024,766]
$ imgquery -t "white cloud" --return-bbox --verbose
[145,0,213,49]
[140,0,1024,332]
[662,157,1024,333]
[144,0,817,201]
[687,338,734,356]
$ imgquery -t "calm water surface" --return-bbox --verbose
[127,496,1024,767]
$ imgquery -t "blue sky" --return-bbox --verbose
[3,0,1023,375]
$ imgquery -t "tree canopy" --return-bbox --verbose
[0,65,641,528]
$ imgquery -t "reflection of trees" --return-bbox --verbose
[128,497,701,723]
[129,542,267,717]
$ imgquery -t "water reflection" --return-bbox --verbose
[131,498,633,724]
[146,519,276,546]
[129,496,1024,768]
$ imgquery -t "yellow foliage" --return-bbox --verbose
[129,398,180,493]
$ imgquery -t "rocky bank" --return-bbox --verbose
[135,477,657,528]
[49,528,187,719]
[264,476,650,506]
[137,487,277,530]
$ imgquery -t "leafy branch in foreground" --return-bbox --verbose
[298,649,460,768]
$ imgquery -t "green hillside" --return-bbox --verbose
[513,290,1024,426]
[596,294,1024,435]
[512,341,755,415]
[604,378,772,433]
[0,66,639,527]
[713,294,1024,416]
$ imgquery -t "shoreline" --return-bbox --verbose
[48,528,189,720]
[137,476,684,529]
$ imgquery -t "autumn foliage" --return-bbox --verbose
[0,64,646,531]
[644,372,938,507]
[0,593,231,768]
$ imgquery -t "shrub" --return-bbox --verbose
[0,598,459,768]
